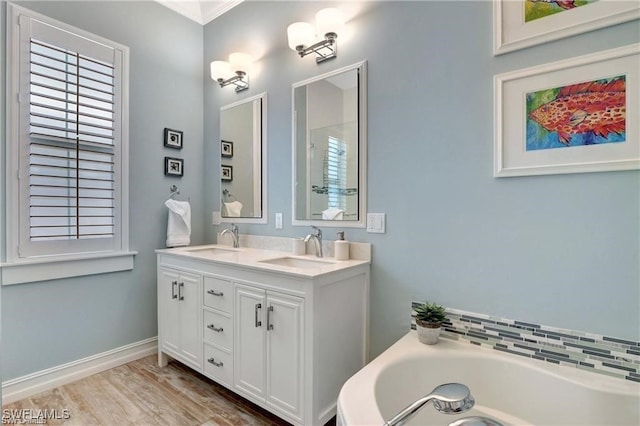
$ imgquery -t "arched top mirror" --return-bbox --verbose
[220,92,267,224]
[292,61,367,228]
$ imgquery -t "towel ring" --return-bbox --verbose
[222,188,236,201]
[169,185,190,202]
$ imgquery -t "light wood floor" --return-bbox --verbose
[2,355,303,425]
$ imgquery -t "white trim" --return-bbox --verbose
[200,0,244,25]
[154,0,244,25]
[1,251,137,286]
[5,3,131,264]
[1,337,157,404]
[1,3,5,265]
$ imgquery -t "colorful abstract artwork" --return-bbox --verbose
[525,0,598,23]
[526,76,626,151]
[495,44,638,177]
[496,1,639,54]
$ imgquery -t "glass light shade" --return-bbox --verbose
[315,8,344,37]
[229,52,252,74]
[287,22,315,50]
[210,60,232,80]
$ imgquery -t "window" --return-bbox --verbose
[325,136,347,211]
[4,4,134,284]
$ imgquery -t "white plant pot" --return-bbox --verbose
[416,322,441,345]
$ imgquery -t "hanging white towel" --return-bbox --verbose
[165,199,191,247]
[224,201,243,217]
[322,207,344,220]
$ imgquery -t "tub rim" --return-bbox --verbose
[337,331,640,425]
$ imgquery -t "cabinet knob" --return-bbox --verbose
[207,324,224,333]
[207,357,223,367]
[207,289,224,297]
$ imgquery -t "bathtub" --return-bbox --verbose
[337,331,640,425]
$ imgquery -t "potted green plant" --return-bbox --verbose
[414,301,447,345]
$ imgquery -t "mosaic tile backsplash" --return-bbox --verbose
[411,302,640,383]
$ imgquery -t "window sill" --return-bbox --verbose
[0,251,138,285]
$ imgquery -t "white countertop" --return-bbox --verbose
[156,244,370,278]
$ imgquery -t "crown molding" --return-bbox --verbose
[155,0,243,25]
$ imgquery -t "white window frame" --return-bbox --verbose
[2,4,135,285]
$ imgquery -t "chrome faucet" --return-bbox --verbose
[220,223,239,248]
[303,226,323,257]
[384,383,475,426]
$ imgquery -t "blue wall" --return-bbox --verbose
[203,1,640,357]
[1,0,638,383]
[1,1,204,380]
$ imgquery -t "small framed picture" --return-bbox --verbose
[221,164,233,181]
[221,140,234,157]
[165,157,184,177]
[164,128,183,149]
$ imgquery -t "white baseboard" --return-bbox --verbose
[2,337,158,404]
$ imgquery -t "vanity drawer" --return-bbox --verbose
[203,310,232,349]
[203,343,233,387]
[203,276,233,312]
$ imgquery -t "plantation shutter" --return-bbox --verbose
[16,15,125,257]
[325,137,347,210]
[29,38,116,241]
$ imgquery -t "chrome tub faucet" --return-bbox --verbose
[384,383,475,426]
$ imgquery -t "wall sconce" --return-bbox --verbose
[287,8,345,63]
[210,52,252,92]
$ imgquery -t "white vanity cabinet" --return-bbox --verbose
[156,247,370,426]
[235,284,304,421]
[158,267,202,370]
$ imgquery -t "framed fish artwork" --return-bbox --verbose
[494,0,640,55]
[494,43,639,177]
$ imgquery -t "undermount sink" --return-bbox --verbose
[259,256,336,269]
[185,246,238,256]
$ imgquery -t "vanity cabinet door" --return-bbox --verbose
[158,267,202,370]
[234,284,304,422]
[159,268,181,355]
[235,285,266,400]
[179,272,202,368]
[265,292,303,421]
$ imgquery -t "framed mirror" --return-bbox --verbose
[220,92,267,223]
[292,61,367,227]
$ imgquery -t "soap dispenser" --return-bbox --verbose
[335,231,349,260]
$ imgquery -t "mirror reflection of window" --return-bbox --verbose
[326,136,347,212]
[309,125,355,220]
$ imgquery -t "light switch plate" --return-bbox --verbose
[212,211,221,225]
[366,213,386,233]
[275,212,283,229]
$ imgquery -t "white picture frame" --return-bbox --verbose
[494,0,640,55]
[494,43,639,177]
